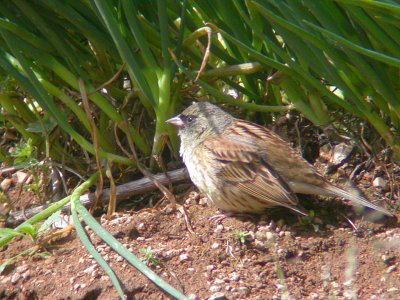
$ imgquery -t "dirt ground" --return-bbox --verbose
[1,194,399,299]
[1,148,399,299]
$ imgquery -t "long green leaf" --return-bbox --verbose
[93,0,156,110]
[73,191,188,299]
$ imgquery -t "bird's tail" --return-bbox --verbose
[321,183,393,217]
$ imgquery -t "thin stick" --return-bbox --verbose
[6,168,189,227]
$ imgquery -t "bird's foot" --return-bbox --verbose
[209,211,256,224]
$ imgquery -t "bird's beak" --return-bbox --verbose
[166,115,184,128]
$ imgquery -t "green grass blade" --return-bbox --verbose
[0,17,52,51]
[74,195,188,299]
[93,0,156,109]
[12,0,81,74]
[304,21,400,67]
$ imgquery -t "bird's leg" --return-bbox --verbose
[209,211,257,223]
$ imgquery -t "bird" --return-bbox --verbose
[166,102,393,218]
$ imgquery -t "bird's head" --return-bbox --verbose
[166,102,233,144]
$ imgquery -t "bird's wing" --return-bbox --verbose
[228,120,322,184]
[203,136,304,214]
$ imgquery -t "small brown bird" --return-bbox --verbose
[166,102,392,217]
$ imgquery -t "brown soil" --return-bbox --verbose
[1,189,399,299]
[1,148,399,300]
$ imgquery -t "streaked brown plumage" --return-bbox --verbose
[166,102,393,217]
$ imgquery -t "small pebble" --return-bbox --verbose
[258,226,270,232]
[343,291,356,299]
[343,279,353,287]
[15,171,32,184]
[198,197,208,206]
[164,249,180,258]
[266,232,276,241]
[188,294,199,300]
[214,224,224,234]
[386,230,395,236]
[209,285,221,292]
[11,273,21,284]
[229,272,240,282]
[22,270,30,280]
[373,177,387,189]
[136,223,145,230]
[206,265,215,272]
[208,292,228,300]
[211,242,220,249]
[238,286,250,296]
[179,253,189,261]
[0,178,13,191]
[83,265,97,274]
[255,231,267,241]
[386,265,397,273]
[254,240,266,250]
[15,265,29,274]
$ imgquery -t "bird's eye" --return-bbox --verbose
[187,116,194,123]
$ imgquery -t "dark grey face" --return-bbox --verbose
[165,113,196,129]
[166,102,234,141]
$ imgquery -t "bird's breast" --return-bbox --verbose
[181,145,219,199]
